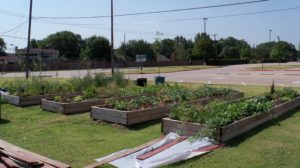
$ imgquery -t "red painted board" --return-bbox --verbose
[194,144,223,152]
[0,156,21,168]
[137,137,186,160]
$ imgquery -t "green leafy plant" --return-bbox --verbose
[73,95,83,102]
[169,87,298,138]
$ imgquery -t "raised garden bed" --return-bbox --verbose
[162,93,300,143]
[91,91,244,126]
[41,95,138,115]
[3,93,77,107]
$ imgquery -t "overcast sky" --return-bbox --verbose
[0,0,300,53]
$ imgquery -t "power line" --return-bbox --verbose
[32,6,300,28]
[0,34,27,40]
[36,0,269,19]
[0,20,28,34]
[165,6,300,22]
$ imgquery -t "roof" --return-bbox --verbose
[0,55,19,63]
[17,48,59,55]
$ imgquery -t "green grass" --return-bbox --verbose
[112,65,218,74]
[249,64,300,70]
[1,79,300,168]
[0,106,161,167]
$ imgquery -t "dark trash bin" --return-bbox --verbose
[155,76,165,85]
[136,78,147,87]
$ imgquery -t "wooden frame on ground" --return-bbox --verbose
[162,96,300,143]
[91,92,244,126]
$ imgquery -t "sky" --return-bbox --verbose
[0,0,300,53]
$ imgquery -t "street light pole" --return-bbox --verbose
[110,0,115,75]
[269,29,272,42]
[203,18,208,34]
[26,0,33,79]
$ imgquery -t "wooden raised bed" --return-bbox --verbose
[3,93,77,107]
[41,95,139,115]
[162,96,300,143]
[91,91,244,126]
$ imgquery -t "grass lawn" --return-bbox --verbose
[112,65,218,74]
[249,64,300,70]
[1,79,300,168]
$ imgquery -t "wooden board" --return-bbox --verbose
[4,93,78,107]
[0,139,71,168]
[42,95,139,115]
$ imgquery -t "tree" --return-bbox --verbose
[240,46,253,60]
[270,41,297,61]
[119,40,155,61]
[83,36,110,60]
[255,42,276,60]
[192,33,216,61]
[217,37,251,59]
[0,38,6,56]
[173,42,185,60]
[30,39,44,48]
[160,39,175,59]
[42,31,83,59]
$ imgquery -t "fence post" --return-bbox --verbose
[0,92,2,120]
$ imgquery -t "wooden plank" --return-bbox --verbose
[91,111,127,125]
[0,156,21,168]
[0,162,7,168]
[127,111,169,125]
[194,144,223,152]
[137,137,186,160]
[91,107,128,118]
[84,136,166,168]
[0,150,43,166]
[162,118,203,136]
[0,140,70,168]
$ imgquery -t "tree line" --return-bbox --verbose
[1,31,299,62]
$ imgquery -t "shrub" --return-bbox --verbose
[94,73,112,87]
[112,72,128,87]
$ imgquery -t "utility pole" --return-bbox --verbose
[26,0,33,79]
[123,34,126,59]
[203,18,208,34]
[110,0,115,75]
[213,34,218,41]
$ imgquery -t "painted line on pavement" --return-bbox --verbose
[241,82,247,86]
[212,77,226,80]
[276,83,286,87]
[284,74,300,76]
[260,74,275,76]
[216,73,230,75]
[237,73,251,75]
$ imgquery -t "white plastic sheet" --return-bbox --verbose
[96,133,214,168]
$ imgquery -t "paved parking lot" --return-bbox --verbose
[128,63,300,87]
[1,62,300,87]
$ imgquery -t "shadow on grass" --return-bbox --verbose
[227,107,300,147]
[0,119,10,124]
[128,119,161,131]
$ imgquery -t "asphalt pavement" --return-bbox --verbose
[1,62,300,87]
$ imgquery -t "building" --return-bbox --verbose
[0,54,19,64]
[17,48,59,61]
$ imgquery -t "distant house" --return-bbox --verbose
[17,48,59,61]
[157,55,170,62]
[0,54,19,64]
